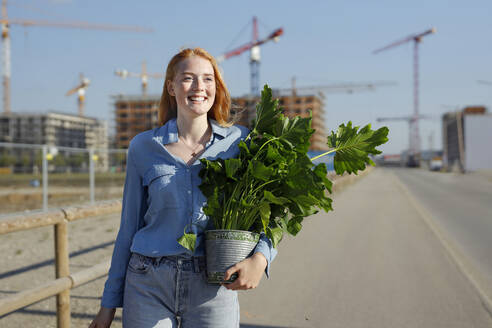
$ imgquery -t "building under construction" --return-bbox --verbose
[442,106,492,172]
[0,111,107,147]
[232,91,327,150]
[113,93,327,150]
[0,111,108,171]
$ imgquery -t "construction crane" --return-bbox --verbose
[0,0,152,114]
[66,73,90,117]
[216,16,283,96]
[373,27,436,165]
[115,60,164,96]
[376,114,432,167]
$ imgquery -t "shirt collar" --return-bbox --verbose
[158,117,228,145]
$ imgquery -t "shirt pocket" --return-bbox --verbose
[143,164,182,211]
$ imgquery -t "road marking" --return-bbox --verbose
[391,172,492,318]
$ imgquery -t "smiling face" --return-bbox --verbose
[167,55,216,120]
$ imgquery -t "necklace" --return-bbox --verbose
[179,127,211,158]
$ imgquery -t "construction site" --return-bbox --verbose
[1,2,492,328]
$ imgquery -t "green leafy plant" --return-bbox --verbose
[178,85,389,252]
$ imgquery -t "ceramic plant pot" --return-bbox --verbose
[205,229,260,284]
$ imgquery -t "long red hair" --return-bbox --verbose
[158,48,231,126]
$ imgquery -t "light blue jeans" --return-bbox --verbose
[122,253,239,328]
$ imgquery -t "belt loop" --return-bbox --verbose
[193,257,200,273]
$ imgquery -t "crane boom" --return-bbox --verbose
[0,18,153,32]
[115,60,164,95]
[373,28,436,54]
[274,81,397,95]
[216,28,283,63]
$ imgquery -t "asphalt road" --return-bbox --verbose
[239,168,492,328]
[392,167,492,314]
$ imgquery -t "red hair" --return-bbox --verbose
[158,48,231,126]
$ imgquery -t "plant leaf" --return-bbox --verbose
[313,163,333,193]
[264,190,289,205]
[267,226,283,248]
[252,85,282,135]
[249,161,274,181]
[259,202,271,231]
[287,216,303,236]
[328,122,389,175]
[177,233,196,252]
[225,158,242,180]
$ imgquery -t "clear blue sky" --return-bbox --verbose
[6,0,492,153]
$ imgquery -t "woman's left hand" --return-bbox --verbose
[222,252,267,290]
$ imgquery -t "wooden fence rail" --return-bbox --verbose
[0,200,122,328]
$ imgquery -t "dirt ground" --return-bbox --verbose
[0,186,124,216]
[0,211,123,327]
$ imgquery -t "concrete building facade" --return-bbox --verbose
[442,106,492,171]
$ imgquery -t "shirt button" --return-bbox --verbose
[186,169,190,173]
[187,190,191,194]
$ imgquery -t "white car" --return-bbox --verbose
[429,157,443,171]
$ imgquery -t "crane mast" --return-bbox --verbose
[2,0,10,113]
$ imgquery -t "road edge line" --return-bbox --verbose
[391,172,492,318]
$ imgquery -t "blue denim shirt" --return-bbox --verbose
[101,118,277,308]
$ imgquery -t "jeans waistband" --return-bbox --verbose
[139,254,206,273]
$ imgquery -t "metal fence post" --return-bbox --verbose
[42,145,48,211]
[89,148,95,204]
[54,220,71,328]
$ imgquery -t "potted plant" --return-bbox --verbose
[179,85,389,283]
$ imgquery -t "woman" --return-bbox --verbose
[89,48,276,328]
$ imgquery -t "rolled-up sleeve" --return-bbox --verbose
[253,233,277,278]
[101,146,147,308]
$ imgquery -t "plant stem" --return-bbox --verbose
[251,179,280,195]
[310,148,336,161]
[252,137,279,162]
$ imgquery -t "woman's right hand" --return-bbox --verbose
[88,306,116,328]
